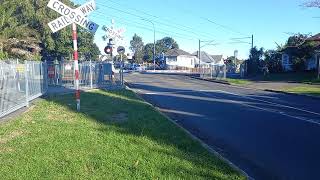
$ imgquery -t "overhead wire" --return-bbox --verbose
[93,11,197,40]
[91,13,195,42]
[105,0,219,40]
[95,2,216,40]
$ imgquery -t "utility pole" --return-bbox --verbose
[251,34,254,49]
[141,19,156,71]
[153,26,156,71]
[198,39,201,73]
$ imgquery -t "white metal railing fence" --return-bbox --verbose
[47,61,120,88]
[201,64,227,79]
[0,61,47,118]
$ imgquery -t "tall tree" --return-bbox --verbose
[303,0,320,8]
[248,47,264,74]
[264,50,283,73]
[143,43,154,62]
[142,37,179,62]
[129,34,144,63]
[0,0,100,61]
[285,34,309,47]
[156,37,179,53]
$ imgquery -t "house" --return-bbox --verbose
[191,51,224,67]
[211,55,224,65]
[165,49,198,69]
[281,33,320,71]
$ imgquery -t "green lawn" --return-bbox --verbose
[225,78,251,85]
[258,72,320,84]
[0,90,244,179]
[282,86,320,97]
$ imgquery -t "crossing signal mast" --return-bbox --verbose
[47,0,99,112]
[102,19,126,58]
[104,40,113,55]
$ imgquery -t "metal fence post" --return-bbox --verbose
[223,64,227,79]
[25,63,29,107]
[210,65,213,79]
[90,59,93,88]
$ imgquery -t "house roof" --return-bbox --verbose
[211,55,223,63]
[191,51,223,64]
[306,33,320,42]
[192,51,214,63]
[165,49,192,56]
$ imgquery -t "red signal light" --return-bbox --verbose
[104,46,112,54]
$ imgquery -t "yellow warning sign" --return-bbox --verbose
[16,64,25,73]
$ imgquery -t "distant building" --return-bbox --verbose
[192,51,224,67]
[281,33,320,71]
[165,49,198,69]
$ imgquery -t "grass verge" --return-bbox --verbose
[0,89,244,179]
[259,72,319,84]
[225,78,251,85]
[282,86,320,97]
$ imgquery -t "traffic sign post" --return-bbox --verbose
[47,0,99,111]
[117,46,125,86]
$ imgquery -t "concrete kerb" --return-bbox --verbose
[189,76,320,100]
[190,76,231,85]
[264,89,320,100]
[123,80,252,180]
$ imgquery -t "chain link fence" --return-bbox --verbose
[0,61,47,118]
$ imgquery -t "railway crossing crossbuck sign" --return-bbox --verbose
[47,0,99,111]
[47,0,99,33]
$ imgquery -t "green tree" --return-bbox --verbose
[142,37,179,63]
[286,34,309,47]
[302,0,320,8]
[130,34,144,63]
[264,50,282,73]
[156,37,179,53]
[0,0,100,61]
[283,34,317,71]
[248,47,264,75]
[143,43,154,62]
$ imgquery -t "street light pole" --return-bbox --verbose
[142,19,156,71]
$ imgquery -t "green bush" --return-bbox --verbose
[0,51,8,60]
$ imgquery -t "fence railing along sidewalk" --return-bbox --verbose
[0,61,47,118]
[47,61,121,88]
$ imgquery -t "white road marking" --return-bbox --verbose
[128,74,320,125]
[198,90,320,126]
[213,90,320,116]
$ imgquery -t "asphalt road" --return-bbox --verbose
[125,72,320,180]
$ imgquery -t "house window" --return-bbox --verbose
[167,57,177,62]
[282,54,290,65]
[191,59,193,65]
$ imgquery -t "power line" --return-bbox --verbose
[105,0,219,40]
[95,2,216,40]
[92,12,195,41]
[91,13,195,41]
[203,18,249,36]
[93,11,198,40]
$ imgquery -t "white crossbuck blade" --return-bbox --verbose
[47,0,99,33]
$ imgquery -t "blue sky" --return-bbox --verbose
[73,0,319,59]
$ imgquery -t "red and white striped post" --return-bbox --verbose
[72,23,80,111]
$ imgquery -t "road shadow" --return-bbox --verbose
[125,82,320,180]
